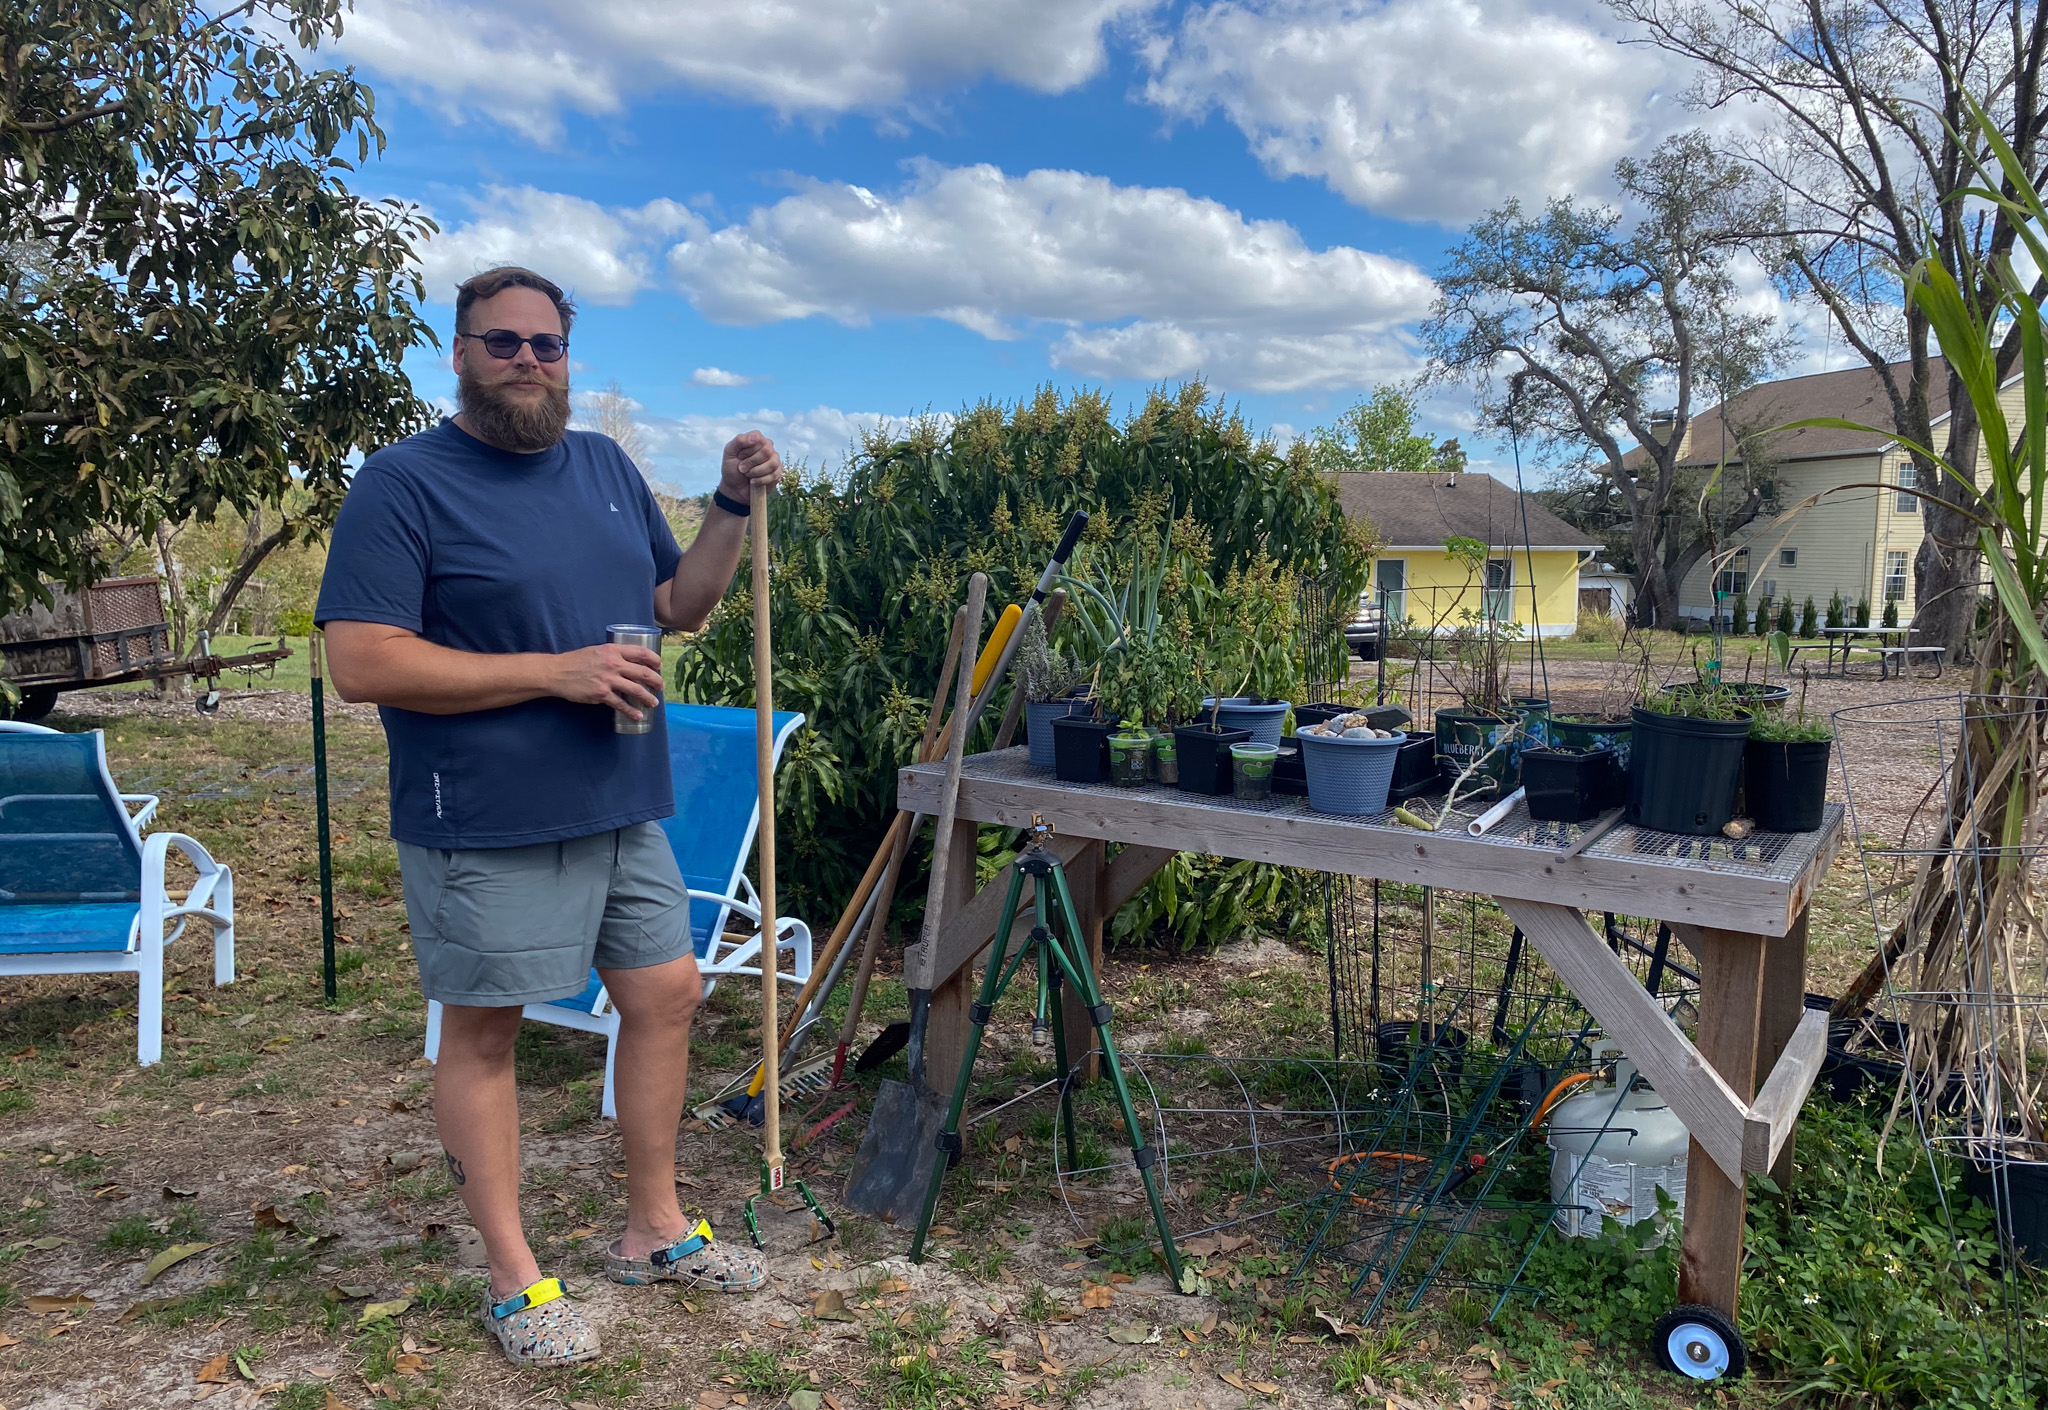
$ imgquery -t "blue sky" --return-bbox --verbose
[329,1,1721,493]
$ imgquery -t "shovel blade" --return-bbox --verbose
[843,1079,946,1224]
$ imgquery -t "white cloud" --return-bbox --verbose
[669,160,1434,391]
[690,367,758,388]
[1142,0,1673,224]
[638,406,920,493]
[415,186,702,305]
[339,0,1155,141]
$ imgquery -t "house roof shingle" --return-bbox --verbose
[1328,472,1598,551]
[1628,357,1945,470]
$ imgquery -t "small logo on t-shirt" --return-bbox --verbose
[432,770,444,819]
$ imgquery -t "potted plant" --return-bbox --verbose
[1745,668,1831,832]
[1197,549,1301,748]
[1107,718,1152,787]
[1296,711,1406,815]
[1051,677,1117,785]
[1017,612,1088,771]
[1628,672,1751,836]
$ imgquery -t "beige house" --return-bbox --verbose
[1645,359,2000,623]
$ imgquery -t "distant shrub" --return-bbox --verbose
[1572,610,1624,643]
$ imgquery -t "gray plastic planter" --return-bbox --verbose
[1203,696,1292,748]
[1024,698,1086,770]
[1297,730,1405,815]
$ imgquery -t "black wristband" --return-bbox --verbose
[711,487,750,518]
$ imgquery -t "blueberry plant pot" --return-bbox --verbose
[1298,729,1405,816]
[1205,696,1292,748]
[1626,706,1750,836]
[1024,697,1087,770]
[1522,747,1619,823]
[1174,723,1251,795]
[1388,731,1441,801]
[1434,708,1521,800]
[1549,714,1632,769]
[1052,715,1116,785]
[1744,738,1831,833]
[1512,696,1553,747]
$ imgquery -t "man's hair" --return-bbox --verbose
[454,266,577,336]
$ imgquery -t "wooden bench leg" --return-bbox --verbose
[1679,927,1766,1318]
[1758,911,1810,1190]
[921,816,982,1091]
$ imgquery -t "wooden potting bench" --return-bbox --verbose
[897,747,1841,1356]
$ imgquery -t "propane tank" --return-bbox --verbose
[1547,1042,1689,1239]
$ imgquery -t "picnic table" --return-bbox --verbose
[896,746,1842,1355]
[1815,624,1909,677]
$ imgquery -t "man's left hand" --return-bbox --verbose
[719,431,783,502]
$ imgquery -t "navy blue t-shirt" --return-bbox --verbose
[316,418,684,849]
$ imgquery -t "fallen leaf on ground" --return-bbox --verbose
[27,1236,65,1250]
[196,1352,233,1383]
[696,1391,731,1409]
[1105,1324,1159,1344]
[0,1332,18,1348]
[328,1284,376,1300]
[1315,1309,1361,1339]
[322,1393,352,1410]
[92,1183,127,1200]
[872,1277,910,1295]
[162,1184,198,1200]
[811,1289,857,1323]
[140,1242,215,1287]
[26,1293,93,1314]
[393,1353,426,1375]
[385,1151,424,1173]
[1080,1284,1113,1309]
[566,1225,598,1240]
[1198,1311,1219,1335]
[1251,1381,1280,1395]
[786,1394,824,1410]
[251,1206,298,1233]
[1219,1370,1250,1391]
[1059,1259,1087,1270]
[358,1297,411,1324]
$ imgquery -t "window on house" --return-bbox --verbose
[1483,558,1513,623]
[1884,550,1910,603]
[1781,548,1797,567]
[1759,579,1778,599]
[1897,465,1920,514]
[1376,559,1407,623]
[1716,568,1748,598]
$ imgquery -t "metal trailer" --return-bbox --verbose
[0,576,292,720]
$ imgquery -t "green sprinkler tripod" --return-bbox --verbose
[908,819,1185,1289]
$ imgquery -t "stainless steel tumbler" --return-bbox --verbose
[606,623,663,734]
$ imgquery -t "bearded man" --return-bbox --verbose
[316,266,780,1367]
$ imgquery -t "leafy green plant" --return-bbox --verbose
[1750,709,1832,742]
[1753,595,1772,637]
[1827,590,1847,629]
[1883,594,1900,628]
[1729,590,1749,635]
[1855,595,1872,627]
[1785,598,1802,636]
[672,385,1367,932]
[1014,611,1083,706]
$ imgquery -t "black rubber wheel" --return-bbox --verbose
[1652,1303,1746,1381]
[8,687,57,723]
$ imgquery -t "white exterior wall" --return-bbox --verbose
[1678,453,1883,620]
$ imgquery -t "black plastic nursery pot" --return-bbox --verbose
[1052,715,1117,784]
[1626,705,1750,836]
[1434,708,1520,800]
[1375,1021,1469,1085]
[1174,723,1252,795]
[1272,742,1307,796]
[1965,1146,2048,1267]
[1522,747,1619,823]
[1744,738,1831,833]
[1292,703,1351,730]
[1388,731,1440,801]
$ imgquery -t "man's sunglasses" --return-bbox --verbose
[461,328,569,362]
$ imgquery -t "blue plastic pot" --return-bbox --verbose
[1024,697,1087,770]
[1297,729,1405,816]
[1203,696,1292,748]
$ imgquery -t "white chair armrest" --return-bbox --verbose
[142,831,224,901]
[122,794,160,830]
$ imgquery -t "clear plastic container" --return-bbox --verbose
[1230,742,1279,801]
[1108,732,1151,787]
[1151,732,1179,786]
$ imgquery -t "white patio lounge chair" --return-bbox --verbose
[0,721,235,1065]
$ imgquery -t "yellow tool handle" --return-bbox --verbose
[970,604,1022,697]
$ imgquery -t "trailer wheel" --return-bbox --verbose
[8,688,58,724]
[1652,1303,1746,1381]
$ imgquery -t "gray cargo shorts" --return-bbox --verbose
[396,822,695,1007]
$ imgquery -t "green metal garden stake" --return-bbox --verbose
[311,632,336,1002]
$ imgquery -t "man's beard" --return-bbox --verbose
[458,364,571,452]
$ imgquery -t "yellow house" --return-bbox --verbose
[1329,472,1595,638]
[1659,358,2000,623]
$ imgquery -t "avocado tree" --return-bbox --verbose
[0,1,436,614]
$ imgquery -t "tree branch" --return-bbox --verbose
[12,100,128,135]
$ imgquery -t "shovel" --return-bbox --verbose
[844,576,987,1221]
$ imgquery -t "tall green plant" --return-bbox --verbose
[672,383,1370,936]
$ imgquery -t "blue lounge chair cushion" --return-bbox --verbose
[546,972,607,1014]
[0,902,140,954]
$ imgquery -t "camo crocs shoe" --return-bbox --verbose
[480,1277,600,1367]
[604,1219,765,1294]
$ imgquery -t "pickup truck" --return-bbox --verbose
[1344,593,1384,660]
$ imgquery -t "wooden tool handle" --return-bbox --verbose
[750,480,782,1176]
[912,576,987,989]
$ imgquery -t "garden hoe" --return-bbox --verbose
[739,479,834,1250]
[843,514,1089,1221]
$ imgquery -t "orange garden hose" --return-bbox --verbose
[1324,1071,1597,1209]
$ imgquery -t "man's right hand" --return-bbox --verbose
[549,644,666,720]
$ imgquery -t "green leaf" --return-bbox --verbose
[139,1241,216,1287]
[1982,531,2048,678]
